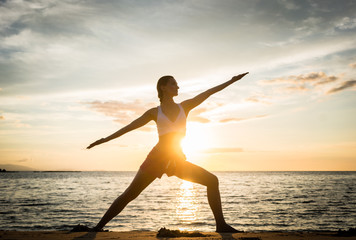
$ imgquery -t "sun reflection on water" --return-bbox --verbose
[175,180,199,231]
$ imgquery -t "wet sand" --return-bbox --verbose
[1,230,355,240]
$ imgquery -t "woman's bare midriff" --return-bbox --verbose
[156,132,185,150]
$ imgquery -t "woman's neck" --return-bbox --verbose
[160,97,175,106]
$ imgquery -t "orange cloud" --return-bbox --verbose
[349,62,356,69]
[219,117,245,123]
[284,85,309,91]
[260,71,350,96]
[245,96,271,104]
[188,107,211,123]
[84,100,223,125]
[220,115,267,123]
[186,103,225,123]
[84,100,156,125]
[188,115,210,123]
[262,72,339,88]
[327,80,356,94]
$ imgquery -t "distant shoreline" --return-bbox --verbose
[1,170,356,172]
[32,171,82,172]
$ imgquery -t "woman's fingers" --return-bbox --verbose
[238,72,249,78]
[87,142,96,149]
[232,72,249,81]
[87,138,104,149]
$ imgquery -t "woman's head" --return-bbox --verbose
[157,75,179,102]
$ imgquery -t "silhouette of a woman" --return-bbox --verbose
[87,72,249,232]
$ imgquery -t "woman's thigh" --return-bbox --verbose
[123,169,156,198]
[174,161,217,187]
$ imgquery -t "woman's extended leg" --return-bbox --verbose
[174,161,240,233]
[93,169,156,230]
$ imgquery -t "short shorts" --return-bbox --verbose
[140,145,187,179]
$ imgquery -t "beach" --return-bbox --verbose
[1,230,356,240]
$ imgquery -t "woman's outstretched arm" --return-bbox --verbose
[86,108,156,149]
[181,72,248,113]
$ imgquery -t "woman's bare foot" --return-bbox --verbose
[216,223,243,233]
[90,226,108,232]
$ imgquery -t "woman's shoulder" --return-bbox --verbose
[146,107,159,120]
[178,102,189,116]
[147,106,158,113]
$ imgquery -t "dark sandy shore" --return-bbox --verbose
[1,230,356,240]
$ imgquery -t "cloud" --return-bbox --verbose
[261,72,340,95]
[284,85,309,92]
[202,147,243,154]
[245,96,260,103]
[335,17,356,30]
[83,100,156,125]
[0,1,94,37]
[349,62,356,69]
[1,0,356,98]
[255,0,356,48]
[0,115,4,120]
[85,99,217,124]
[277,0,300,10]
[245,96,271,105]
[187,102,263,124]
[220,115,267,123]
[16,158,29,163]
[85,99,236,126]
[327,80,356,94]
[188,115,210,123]
[188,107,211,123]
[263,72,338,86]
[219,118,244,123]
[259,70,356,100]
[12,120,30,128]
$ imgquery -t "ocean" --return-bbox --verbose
[0,171,355,232]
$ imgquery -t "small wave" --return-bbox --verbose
[261,198,284,202]
[187,222,213,226]
[0,210,17,214]
[53,209,79,213]
[293,195,308,199]
[170,222,214,227]
[20,203,54,207]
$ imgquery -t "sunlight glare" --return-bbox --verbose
[175,180,199,231]
[181,123,211,159]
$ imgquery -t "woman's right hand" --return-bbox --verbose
[87,138,106,149]
[231,72,249,82]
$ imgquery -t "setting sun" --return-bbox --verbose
[181,123,212,159]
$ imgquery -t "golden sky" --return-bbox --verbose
[1,0,356,171]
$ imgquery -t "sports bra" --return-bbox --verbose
[157,104,186,136]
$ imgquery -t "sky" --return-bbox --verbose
[0,0,355,171]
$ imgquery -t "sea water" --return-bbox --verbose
[0,171,355,232]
